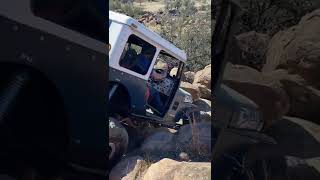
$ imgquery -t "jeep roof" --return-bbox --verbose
[109,11,187,62]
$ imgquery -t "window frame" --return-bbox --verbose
[117,32,159,78]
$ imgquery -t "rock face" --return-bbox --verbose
[233,31,270,70]
[171,70,195,83]
[223,60,320,126]
[264,9,320,89]
[180,82,200,100]
[143,158,211,180]
[263,69,320,124]
[192,65,212,100]
[256,8,320,126]
[193,64,211,89]
[280,78,320,124]
[223,63,290,127]
[109,156,147,180]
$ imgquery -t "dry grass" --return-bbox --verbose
[136,153,154,180]
[132,0,210,13]
[190,112,201,154]
[189,111,211,160]
[133,0,166,13]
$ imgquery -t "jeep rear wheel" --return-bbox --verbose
[108,117,128,166]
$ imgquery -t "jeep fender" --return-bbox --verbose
[0,15,107,167]
[109,68,148,115]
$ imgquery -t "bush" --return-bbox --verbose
[160,2,211,71]
[109,0,144,18]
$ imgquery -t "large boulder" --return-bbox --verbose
[263,9,320,89]
[170,69,195,83]
[180,82,200,100]
[109,156,147,180]
[223,63,290,127]
[143,158,211,180]
[193,64,211,89]
[232,31,270,71]
[263,69,320,124]
[141,131,176,153]
[280,78,320,125]
[196,84,212,100]
[176,122,211,157]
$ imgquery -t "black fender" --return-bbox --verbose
[0,13,107,168]
[109,82,131,116]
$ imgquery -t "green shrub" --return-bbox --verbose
[155,0,211,71]
[109,0,144,18]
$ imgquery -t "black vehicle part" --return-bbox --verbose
[32,0,106,42]
[175,107,201,124]
[0,11,107,165]
[109,117,129,167]
[109,82,131,117]
[130,114,181,130]
[0,65,69,178]
[0,69,31,126]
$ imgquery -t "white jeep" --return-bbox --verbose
[109,11,199,164]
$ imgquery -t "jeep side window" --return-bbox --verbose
[119,34,156,75]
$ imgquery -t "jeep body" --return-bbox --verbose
[109,11,195,128]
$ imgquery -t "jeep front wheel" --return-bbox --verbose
[108,117,129,165]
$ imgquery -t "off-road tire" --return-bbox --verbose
[108,117,129,166]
